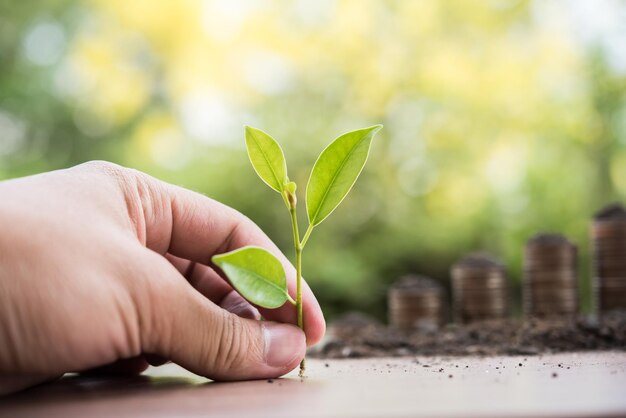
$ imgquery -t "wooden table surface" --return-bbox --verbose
[1,351,625,418]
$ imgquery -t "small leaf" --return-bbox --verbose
[284,181,297,194]
[212,246,289,309]
[245,126,288,193]
[306,125,382,226]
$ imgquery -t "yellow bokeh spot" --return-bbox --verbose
[70,34,150,124]
[485,138,527,193]
[131,112,186,168]
[425,172,486,217]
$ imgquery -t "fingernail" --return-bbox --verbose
[263,322,305,368]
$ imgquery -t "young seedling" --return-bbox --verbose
[212,124,383,377]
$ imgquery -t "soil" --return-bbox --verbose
[310,311,626,358]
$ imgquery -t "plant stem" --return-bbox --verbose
[295,238,305,377]
[300,224,314,249]
[288,206,305,377]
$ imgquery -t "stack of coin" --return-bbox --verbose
[451,253,508,323]
[592,203,626,312]
[388,275,446,332]
[523,233,578,318]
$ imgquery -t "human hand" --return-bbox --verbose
[0,161,325,394]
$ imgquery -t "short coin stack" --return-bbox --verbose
[592,203,626,313]
[523,233,578,318]
[388,275,446,332]
[451,253,508,323]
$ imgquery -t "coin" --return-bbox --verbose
[450,253,508,323]
[592,203,626,313]
[387,275,446,331]
[522,271,578,285]
[522,233,578,318]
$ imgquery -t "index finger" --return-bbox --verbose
[134,174,325,346]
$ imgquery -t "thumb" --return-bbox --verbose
[139,253,306,380]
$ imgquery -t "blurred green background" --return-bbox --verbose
[1,0,625,320]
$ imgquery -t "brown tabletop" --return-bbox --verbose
[1,352,625,418]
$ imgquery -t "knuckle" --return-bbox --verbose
[210,312,251,372]
[219,211,257,252]
[134,265,178,354]
[80,161,154,195]
[79,161,169,247]
[79,161,135,195]
[108,286,143,358]
[81,160,127,179]
[132,172,170,248]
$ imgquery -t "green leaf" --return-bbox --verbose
[245,126,288,193]
[212,246,289,309]
[284,181,297,194]
[306,125,382,226]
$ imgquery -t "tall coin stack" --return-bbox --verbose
[388,275,446,332]
[592,203,626,313]
[451,254,508,323]
[523,233,578,318]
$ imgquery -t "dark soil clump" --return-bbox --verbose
[310,311,626,359]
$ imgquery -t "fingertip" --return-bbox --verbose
[304,313,326,346]
[262,322,306,370]
[302,285,326,346]
[306,320,326,347]
[256,279,326,346]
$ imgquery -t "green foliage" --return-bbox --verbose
[244,126,289,193]
[284,181,297,194]
[306,125,382,226]
[212,246,290,309]
[227,125,382,308]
